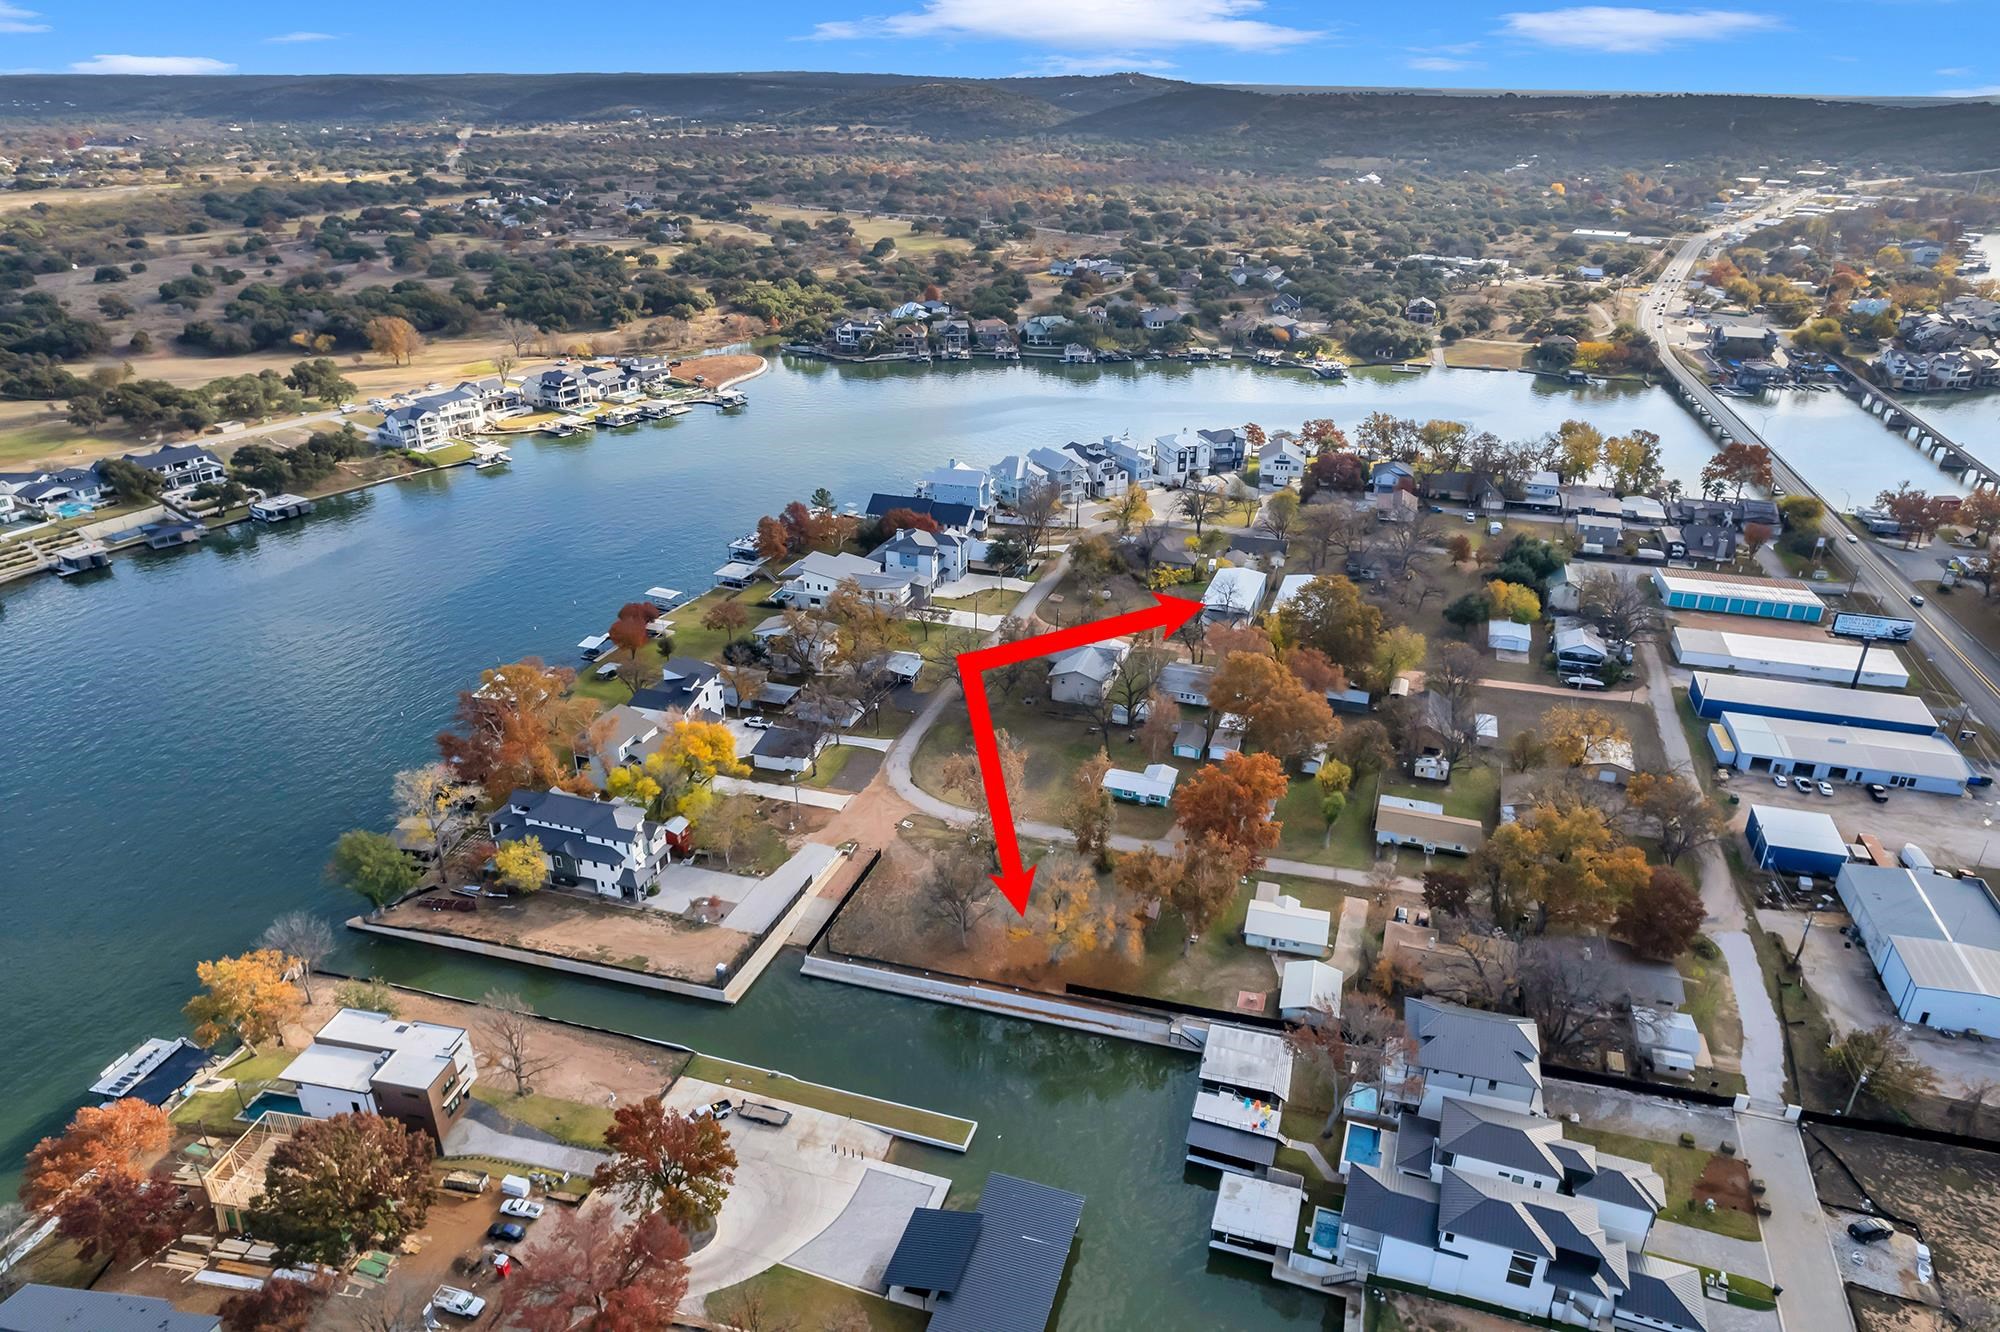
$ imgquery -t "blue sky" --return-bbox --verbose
[4,1,1997,98]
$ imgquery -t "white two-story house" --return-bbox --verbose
[487,789,674,901]
[1151,429,1212,487]
[919,459,997,511]
[124,444,225,494]
[875,527,974,591]
[778,550,915,609]
[380,380,504,452]
[1027,446,1092,506]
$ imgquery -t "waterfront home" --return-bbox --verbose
[752,615,838,676]
[1709,321,1778,358]
[1521,470,1562,509]
[488,788,674,901]
[1403,998,1543,1117]
[1059,439,1130,499]
[1244,883,1332,957]
[986,455,1049,508]
[867,492,987,534]
[0,464,109,515]
[1375,795,1485,857]
[1198,427,1247,470]
[123,443,224,494]
[876,527,975,590]
[1203,567,1268,624]
[1403,296,1438,324]
[1063,342,1095,363]
[1150,428,1212,486]
[748,726,830,774]
[972,319,1015,354]
[629,657,727,721]
[1026,446,1091,505]
[1257,439,1306,489]
[1103,762,1178,805]
[918,459,996,512]
[935,318,971,354]
[1269,291,1304,316]
[893,324,929,356]
[279,1008,475,1143]
[832,318,886,353]
[1140,306,1180,330]
[777,550,915,609]
[249,493,314,522]
[1048,642,1129,705]
[1020,314,1072,347]
[380,384,497,450]
[581,704,665,784]
[518,364,621,410]
[1425,471,1504,513]
[0,1287,220,1332]
[617,356,672,392]
[1186,1023,1294,1175]
[1279,959,1343,1022]
[881,1173,1084,1332]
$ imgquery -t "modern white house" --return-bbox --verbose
[487,789,674,901]
[1257,440,1307,489]
[1403,998,1544,1118]
[378,379,506,451]
[518,364,623,410]
[1150,429,1212,486]
[918,459,996,511]
[1103,763,1179,806]
[987,454,1050,507]
[1203,567,1268,624]
[279,1008,476,1142]
[1243,883,1332,956]
[874,527,974,591]
[123,443,225,493]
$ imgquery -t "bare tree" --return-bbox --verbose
[259,912,334,1003]
[1015,479,1063,556]
[1176,483,1227,538]
[1297,501,1374,572]
[392,764,475,868]
[1578,570,1658,645]
[1285,992,1409,1136]
[1517,938,1617,1061]
[1109,635,1171,726]
[923,843,995,949]
[481,989,559,1096]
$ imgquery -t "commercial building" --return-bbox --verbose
[1671,626,1908,689]
[1706,712,1973,794]
[1837,863,2000,1033]
[1744,805,1850,877]
[881,1173,1084,1332]
[1651,569,1824,622]
[279,1008,477,1141]
[1689,672,1937,735]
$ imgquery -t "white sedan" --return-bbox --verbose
[499,1198,545,1220]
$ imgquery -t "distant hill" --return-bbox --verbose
[2,71,1996,169]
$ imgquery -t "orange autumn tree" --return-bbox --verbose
[437,658,597,801]
[1173,751,1288,863]
[22,1099,170,1211]
[184,949,304,1049]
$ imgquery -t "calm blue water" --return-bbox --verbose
[0,351,1957,1326]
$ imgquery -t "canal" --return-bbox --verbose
[0,351,1977,1326]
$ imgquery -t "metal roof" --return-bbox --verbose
[1211,1173,1304,1249]
[1672,627,1908,685]
[1717,712,1971,783]
[1198,1025,1295,1102]
[1341,1164,1440,1246]
[1185,1117,1280,1168]
[1693,673,1937,731]
[882,1208,983,1295]
[926,1174,1084,1332]
[1838,864,2000,996]
[0,1285,219,1332]
[1653,568,1823,608]
[1622,1255,1710,1332]
[1405,998,1542,1089]
[1746,804,1849,859]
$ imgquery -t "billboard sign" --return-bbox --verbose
[1831,612,1915,643]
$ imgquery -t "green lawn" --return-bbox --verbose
[0,417,133,468]
[1563,1126,1761,1241]
[707,1265,928,1332]
[1274,769,1382,869]
[1667,1260,1777,1310]
[471,1084,626,1149]
[416,440,475,467]
[933,585,1019,615]
[1128,871,1350,1011]
[170,1049,292,1127]
[801,743,858,789]
[681,1055,976,1148]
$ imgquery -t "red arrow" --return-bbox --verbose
[956,593,1202,913]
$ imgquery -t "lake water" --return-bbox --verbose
[0,352,1975,1326]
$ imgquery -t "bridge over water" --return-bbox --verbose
[1833,361,2000,490]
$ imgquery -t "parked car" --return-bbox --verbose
[1916,1242,1933,1283]
[744,717,773,730]
[1847,1218,1893,1243]
[499,1198,545,1220]
[1817,781,1835,797]
[487,1222,526,1244]
[431,1287,487,1319]
[1793,776,1814,793]
[1867,784,1890,803]
[1772,773,1790,788]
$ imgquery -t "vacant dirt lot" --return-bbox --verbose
[374,887,751,982]
[1808,1124,2000,1313]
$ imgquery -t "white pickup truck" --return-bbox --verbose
[431,1286,486,1319]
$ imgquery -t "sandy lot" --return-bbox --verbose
[1808,1124,2000,1315]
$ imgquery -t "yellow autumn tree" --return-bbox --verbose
[495,835,549,893]
[1544,704,1629,768]
[605,720,747,824]
[184,950,303,1049]
[1487,579,1541,624]
[1008,857,1139,965]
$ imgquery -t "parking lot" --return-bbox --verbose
[1725,778,2000,874]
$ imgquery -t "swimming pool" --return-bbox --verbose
[53,502,90,519]
[1342,1121,1383,1169]
[1343,1085,1380,1115]
[1309,1206,1342,1260]
[240,1090,304,1121]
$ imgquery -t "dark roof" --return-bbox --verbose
[1342,1164,1440,1246]
[0,1285,219,1332]
[1405,997,1542,1089]
[927,1173,1084,1332]
[124,443,219,472]
[1623,1256,1709,1332]
[882,1208,983,1295]
[123,1039,211,1106]
[490,788,650,852]
[866,493,981,528]
[1185,1117,1280,1168]
[1395,1115,1439,1175]
[751,727,822,760]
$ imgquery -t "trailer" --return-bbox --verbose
[736,1102,793,1128]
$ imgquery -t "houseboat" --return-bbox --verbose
[52,539,111,577]
[141,520,204,551]
[249,493,315,523]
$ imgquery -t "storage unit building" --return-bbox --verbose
[1652,569,1825,622]
[1745,804,1850,876]
[1672,627,1909,688]
[1689,672,1938,735]
[1836,863,2000,1033]
[1706,711,1972,794]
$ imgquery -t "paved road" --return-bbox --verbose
[1734,1107,1855,1332]
[714,775,850,810]
[1639,203,2000,741]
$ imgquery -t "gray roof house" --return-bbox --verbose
[123,443,225,492]
[629,657,725,721]
[0,1285,220,1332]
[883,1173,1085,1332]
[1048,642,1129,706]
[1404,997,1543,1117]
[488,789,673,902]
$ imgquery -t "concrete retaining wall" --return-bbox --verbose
[800,954,1190,1048]
[346,918,735,1001]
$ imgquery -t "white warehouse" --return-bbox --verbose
[1836,863,2000,1034]
[1670,627,1909,689]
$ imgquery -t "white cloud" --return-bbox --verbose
[1408,56,1478,71]
[1938,84,2000,98]
[0,3,47,33]
[1032,54,1178,74]
[1500,6,1779,53]
[265,31,337,43]
[812,0,1318,51]
[69,54,235,75]
[1935,66,1970,77]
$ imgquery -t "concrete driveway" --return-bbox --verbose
[663,1077,949,1303]
[1823,1207,1940,1305]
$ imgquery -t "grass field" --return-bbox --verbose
[707,1265,928,1332]
[747,203,972,258]
[169,1049,292,1128]
[681,1054,976,1148]
[1441,339,1532,370]
[470,1084,621,1149]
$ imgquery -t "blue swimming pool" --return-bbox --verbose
[240,1091,303,1121]
[53,502,89,519]
[1343,1122,1383,1168]
[1344,1085,1380,1115]
[1309,1207,1342,1260]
